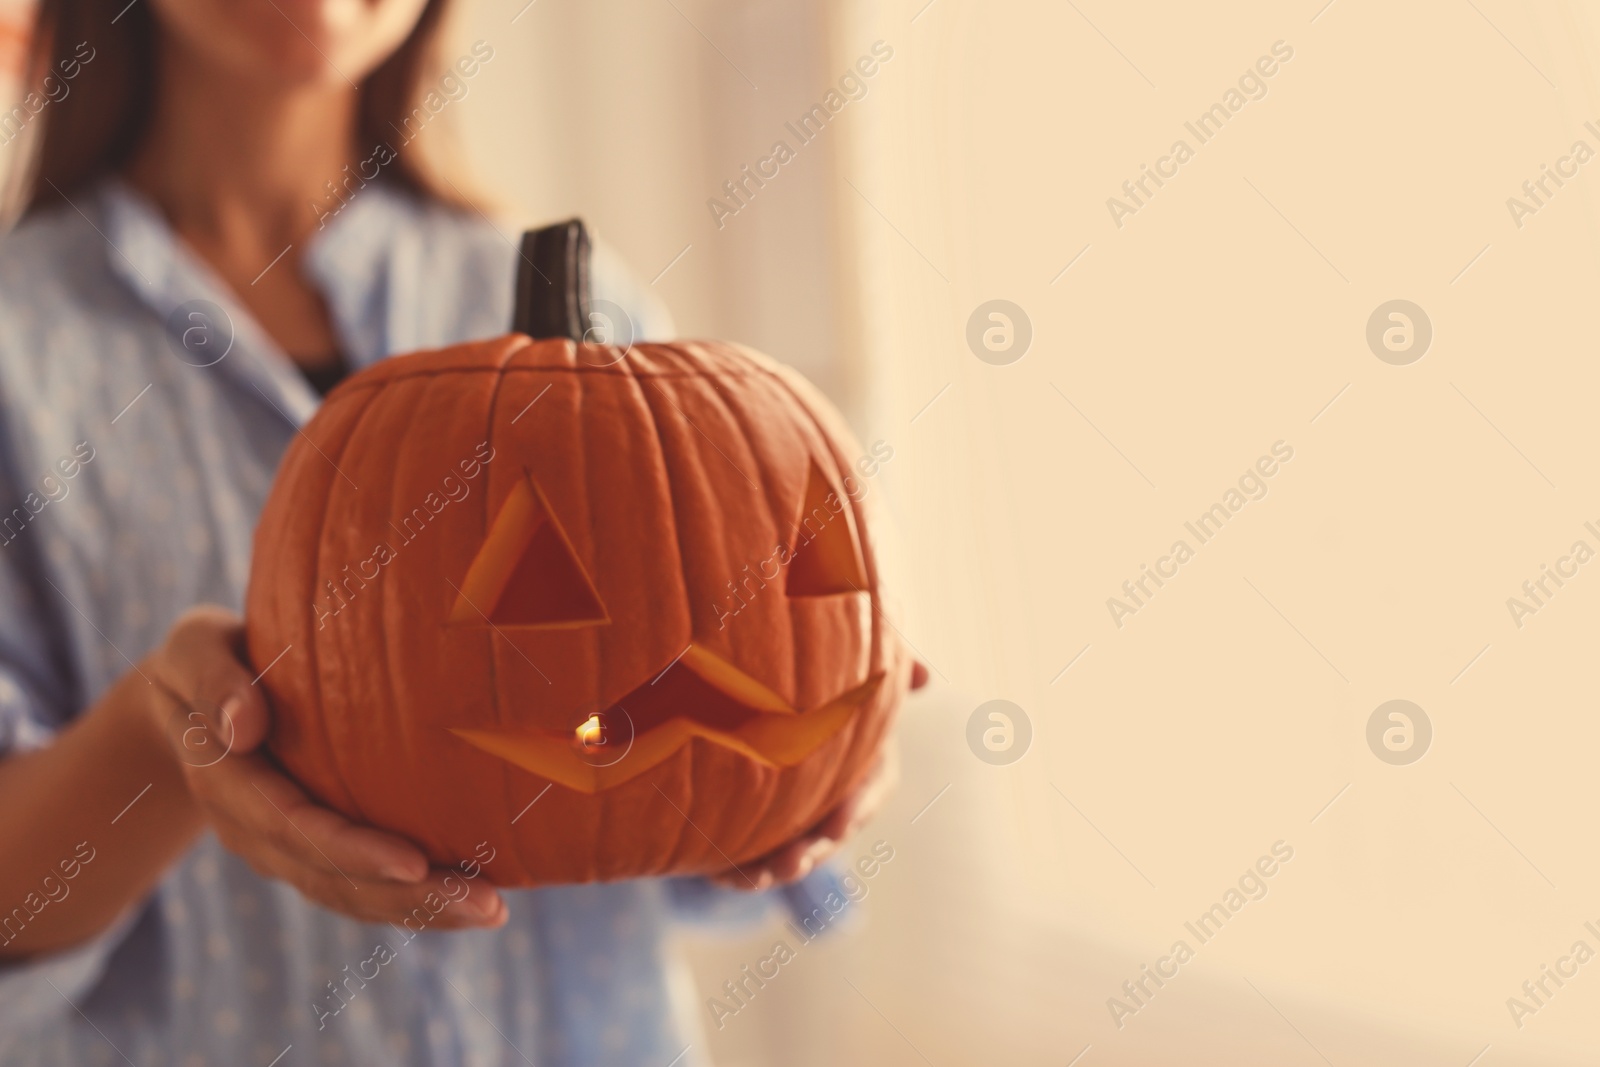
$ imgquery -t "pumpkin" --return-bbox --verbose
[244,221,909,886]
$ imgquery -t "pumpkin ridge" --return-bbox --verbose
[762,360,887,628]
[658,744,698,875]
[365,372,455,845]
[742,363,881,854]
[690,366,794,860]
[301,377,396,826]
[627,364,705,876]
[261,404,344,813]
[761,363,883,593]
[759,362,891,821]
[571,339,609,882]
[687,357,811,867]
[478,339,528,880]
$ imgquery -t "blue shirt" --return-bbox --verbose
[0,179,836,1067]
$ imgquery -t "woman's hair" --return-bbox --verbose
[5,0,466,221]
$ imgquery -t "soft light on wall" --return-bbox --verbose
[456,0,1600,1063]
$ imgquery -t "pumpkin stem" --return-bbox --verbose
[513,219,592,343]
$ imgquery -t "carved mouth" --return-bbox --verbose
[449,643,881,793]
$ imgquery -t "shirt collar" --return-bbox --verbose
[300,178,423,370]
[94,176,418,427]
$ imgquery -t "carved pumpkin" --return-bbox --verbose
[244,222,908,885]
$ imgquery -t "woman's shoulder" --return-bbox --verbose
[0,197,143,401]
[0,197,118,312]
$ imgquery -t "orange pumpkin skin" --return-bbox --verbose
[244,334,908,886]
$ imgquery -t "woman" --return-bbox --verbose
[0,2,903,1063]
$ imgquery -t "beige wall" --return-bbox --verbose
[6,0,1600,1060]
[456,0,1600,1062]
[829,0,1600,1061]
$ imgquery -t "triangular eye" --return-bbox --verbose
[786,461,868,597]
[449,474,609,628]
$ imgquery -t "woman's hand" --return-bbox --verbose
[711,745,900,892]
[710,660,929,891]
[147,607,506,929]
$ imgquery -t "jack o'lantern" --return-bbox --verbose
[244,221,909,886]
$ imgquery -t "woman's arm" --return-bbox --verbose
[0,667,203,957]
[0,607,506,961]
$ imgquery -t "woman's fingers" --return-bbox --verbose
[711,748,902,890]
[150,607,271,757]
[709,864,777,891]
[187,750,428,884]
[910,661,930,690]
[707,805,851,890]
[202,772,507,928]
[152,604,430,884]
[280,860,506,929]
[299,869,505,929]
[807,748,897,846]
[310,868,506,929]
[226,839,506,928]
[711,831,841,891]
[162,682,270,767]
[775,834,841,882]
[708,831,807,891]
[852,746,900,825]
[144,605,493,927]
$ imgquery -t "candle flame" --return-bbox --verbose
[574,713,606,751]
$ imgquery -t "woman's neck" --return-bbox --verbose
[123,30,357,364]
[125,37,358,255]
